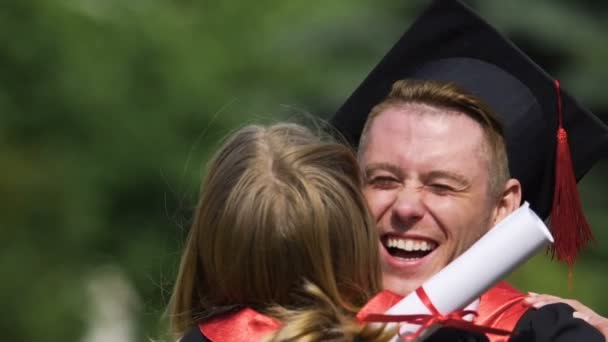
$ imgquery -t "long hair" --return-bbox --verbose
[169,123,388,341]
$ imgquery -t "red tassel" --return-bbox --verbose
[549,80,594,289]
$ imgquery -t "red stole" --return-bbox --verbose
[198,282,529,342]
[199,308,281,342]
[474,281,530,342]
[356,290,404,322]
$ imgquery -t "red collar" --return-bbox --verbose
[199,308,282,342]
[199,291,406,341]
[356,290,404,322]
[356,283,527,342]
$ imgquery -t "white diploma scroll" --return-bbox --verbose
[385,202,554,341]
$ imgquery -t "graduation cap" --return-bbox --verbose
[331,0,608,271]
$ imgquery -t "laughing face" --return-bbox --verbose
[360,103,500,296]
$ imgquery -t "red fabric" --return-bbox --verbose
[199,282,528,342]
[357,289,403,322]
[550,78,593,289]
[358,282,529,342]
[359,288,511,341]
[199,308,281,342]
[475,281,530,342]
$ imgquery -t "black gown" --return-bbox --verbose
[180,303,604,341]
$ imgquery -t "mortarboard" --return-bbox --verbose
[331,0,608,271]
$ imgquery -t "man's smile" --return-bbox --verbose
[380,234,439,270]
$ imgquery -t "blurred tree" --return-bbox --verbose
[0,0,605,340]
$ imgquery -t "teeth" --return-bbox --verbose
[405,240,413,251]
[386,238,436,252]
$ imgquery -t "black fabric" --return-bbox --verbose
[510,303,605,342]
[426,327,490,342]
[181,326,211,342]
[331,0,608,219]
[179,323,490,341]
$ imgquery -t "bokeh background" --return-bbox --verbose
[2,0,607,341]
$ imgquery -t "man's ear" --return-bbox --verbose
[491,178,522,226]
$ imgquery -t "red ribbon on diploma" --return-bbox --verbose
[359,287,513,341]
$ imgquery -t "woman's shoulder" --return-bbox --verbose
[180,325,211,342]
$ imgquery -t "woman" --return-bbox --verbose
[168,123,488,341]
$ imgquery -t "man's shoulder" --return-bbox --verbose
[478,282,603,341]
[477,281,529,335]
[478,281,527,316]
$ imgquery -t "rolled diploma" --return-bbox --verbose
[385,202,554,340]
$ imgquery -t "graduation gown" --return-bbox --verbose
[355,281,603,342]
[479,282,604,342]
[181,282,604,341]
[181,321,489,342]
[181,306,489,342]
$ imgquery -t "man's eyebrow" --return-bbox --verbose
[364,162,404,178]
[426,170,470,186]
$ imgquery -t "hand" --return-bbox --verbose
[525,292,608,337]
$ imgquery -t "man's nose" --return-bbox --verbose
[391,188,425,228]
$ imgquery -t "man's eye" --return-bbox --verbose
[368,176,399,189]
[428,183,454,194]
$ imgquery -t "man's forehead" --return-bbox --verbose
[368,104,486,145]
[362,107,490,178]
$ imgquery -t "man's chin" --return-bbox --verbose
[379,252,442,295]
[382,272,427,297]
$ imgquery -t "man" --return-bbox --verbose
[354,78,603,342]
[358,79,520,298]
[331,0,608,341]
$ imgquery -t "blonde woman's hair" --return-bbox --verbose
[169,123,391,341]
[359,79,510,199]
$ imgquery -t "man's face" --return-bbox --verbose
[360,103,498,296]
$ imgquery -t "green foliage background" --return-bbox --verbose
[1,0,606,340]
